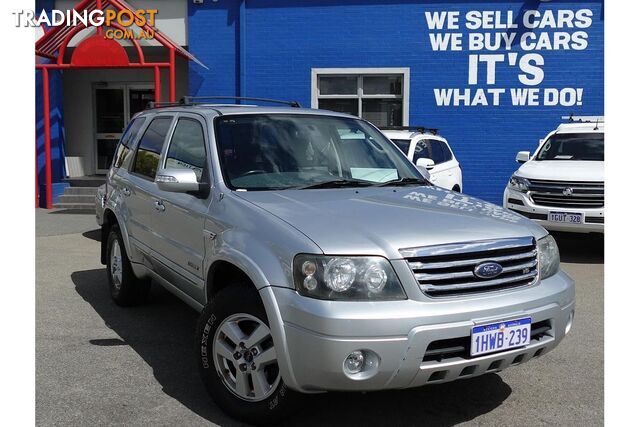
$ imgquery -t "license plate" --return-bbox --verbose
[471,317,531,357]
[548,211,583,224]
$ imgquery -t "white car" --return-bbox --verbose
[380,126,463,191]
[503,116,604,233]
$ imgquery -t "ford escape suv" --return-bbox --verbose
[97,97,575,425]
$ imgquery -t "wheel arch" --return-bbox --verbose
[100,208,134,265]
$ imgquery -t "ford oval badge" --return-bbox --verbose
[474,262,503,279]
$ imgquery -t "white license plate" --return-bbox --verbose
[548,211,583,223]
[471,317,531,357]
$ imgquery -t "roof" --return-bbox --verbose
[380,129,446,141]
[137,105,361,119]
[556,121,604,134]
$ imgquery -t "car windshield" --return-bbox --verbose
[536,132,604,161]
[214,114,422,190]
[390,139,412,155]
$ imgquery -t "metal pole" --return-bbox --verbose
[42,68,52,209]
[35,138,39,208]
[169,48,176,102]
[154,66,161,103]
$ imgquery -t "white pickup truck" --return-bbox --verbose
[504,117,604,234]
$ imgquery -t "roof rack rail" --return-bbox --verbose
[181,96,301,108]
[145,101,186,109]
[562,114,605,123]
[378,125,438,135]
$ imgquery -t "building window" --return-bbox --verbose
[312,68,410,127]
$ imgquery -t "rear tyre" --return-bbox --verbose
[196,285,296,425]
[452,184,461,192]
[106,225,150,306]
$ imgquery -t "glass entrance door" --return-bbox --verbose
[94,84,155,173]
[95,86,125,173]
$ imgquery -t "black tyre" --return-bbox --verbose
[452,184,461,192]
[106,225,150,306]
[196,285,295,425]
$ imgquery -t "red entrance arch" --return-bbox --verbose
[35,0,205,208]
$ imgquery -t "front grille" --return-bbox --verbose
[402,237,538,297]
[528,179,604,208]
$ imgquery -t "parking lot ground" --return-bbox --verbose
[36,209,603,426]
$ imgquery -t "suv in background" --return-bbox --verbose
[380,126,463,192]
[504,116,604,234]
[97,98,574,424]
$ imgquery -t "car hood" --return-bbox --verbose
[235,186,546,259]
[517,160,603,182]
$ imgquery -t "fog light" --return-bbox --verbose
[565,310,574,335]
[344,350,365,374]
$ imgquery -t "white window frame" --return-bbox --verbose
[311,68,410,126]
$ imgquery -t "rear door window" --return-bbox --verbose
[132,116,173,180]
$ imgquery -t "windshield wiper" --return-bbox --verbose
[295,179,374,190]
[374,177,430,187]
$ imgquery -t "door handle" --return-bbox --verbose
[122,187,131,197]
[154,200,166,212]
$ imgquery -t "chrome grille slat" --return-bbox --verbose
[527,179,604,209]
[414,259,537,281]
[404,237,538,297]
[420,270,538,293]
[408,249,537,270]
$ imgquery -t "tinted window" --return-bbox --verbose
[428,140,447,164]
[165,118,207,182]
[435,141,453,162]
[412,139,431,162]
[537,133,604,161]
[390,139,411,155]
[113,117,144,169]
[133,117,172,179]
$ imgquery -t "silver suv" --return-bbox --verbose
[96,97,575,424]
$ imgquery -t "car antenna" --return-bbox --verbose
[593,117,600,131]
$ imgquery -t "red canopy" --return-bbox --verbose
[35,0,205,208]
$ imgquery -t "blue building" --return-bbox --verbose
[36,0,603,206]
[188,0,604,204]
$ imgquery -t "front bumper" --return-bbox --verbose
[503,188,604,233]
[260,270,575,393]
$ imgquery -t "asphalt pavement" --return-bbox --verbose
[36,209,603,426]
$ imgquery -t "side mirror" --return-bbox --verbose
[516,151,530,164]
[416,157,435,170]
[156,168,201,193]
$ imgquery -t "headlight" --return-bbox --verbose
[293,255,406,300]
[509,174,530,192]
[537,235,560,279]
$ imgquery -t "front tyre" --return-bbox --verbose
[196,286,295,425]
